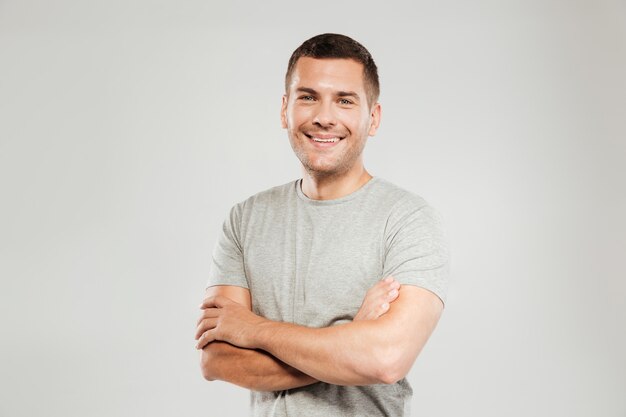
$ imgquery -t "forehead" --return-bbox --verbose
[289,57,366,95]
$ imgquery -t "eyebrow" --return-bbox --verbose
[295,87,318,95]
[337,91,360,100]
[295,87,361,101]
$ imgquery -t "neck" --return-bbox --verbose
[300,165,373,200]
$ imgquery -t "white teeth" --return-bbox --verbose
[311,137,339,143]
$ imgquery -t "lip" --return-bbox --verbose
[306,132,344,140]
[305,133,344,149]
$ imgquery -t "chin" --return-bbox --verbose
[304,162,348,178]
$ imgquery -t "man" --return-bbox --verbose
[196,33,449,416]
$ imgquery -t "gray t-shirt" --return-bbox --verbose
[208,177,449,416]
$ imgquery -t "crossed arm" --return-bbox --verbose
[196,279,443,389]
[197,285,316,391]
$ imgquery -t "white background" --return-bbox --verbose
[1,1,625,416]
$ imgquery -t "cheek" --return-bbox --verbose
[340,109,369,129]
[360,114,373,132]
[346,118,368,134]
[286,107,304,126]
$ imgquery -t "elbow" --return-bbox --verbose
[201,366,215,382]
[200,346,218,382]
[376,367,406,385]
[371,347,411,385]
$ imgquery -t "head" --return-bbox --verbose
[285,33,380,109]
[281,34,382,181]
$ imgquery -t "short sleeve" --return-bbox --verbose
[382,198,450,305]
[207,203,249,290]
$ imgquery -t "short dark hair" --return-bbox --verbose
[285,33,380,107]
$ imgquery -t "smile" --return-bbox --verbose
[312,137,339,143]
[305,133,344,144]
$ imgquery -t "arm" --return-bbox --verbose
[198,278,402,389]
[199,285,317,391]
[198,284,443,386]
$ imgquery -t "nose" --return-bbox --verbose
[312,101,336,128]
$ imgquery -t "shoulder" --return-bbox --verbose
[370,178,445,239]
[218,180,298,242]
[235,180,297,211]
[368,177,431,215]
[225,180,298,224]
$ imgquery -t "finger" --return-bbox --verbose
[199,296,219,309]
[380,276,400,292]
[199,295,234,309]
[379,302,390,315]
[195,317,218,340]
[376,277,395,293]
[196,308,220,326]
[196,329,217,349]
[387,288,399,302]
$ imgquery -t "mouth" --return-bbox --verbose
[305,133,345,145]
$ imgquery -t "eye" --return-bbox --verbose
[299,95,315,101]
[339,98,354,105]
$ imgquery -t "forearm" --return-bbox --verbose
[200,286,441,388]
[201,341,317,391]
[251,287,441,386]
[254,319,399,386]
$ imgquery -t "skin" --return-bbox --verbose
[280,57,381,200]
[198,277,401,391]
[197,57,443,388]
[354,276,400,320]
[196,285,442,385]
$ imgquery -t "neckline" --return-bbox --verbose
[295,177,380,206]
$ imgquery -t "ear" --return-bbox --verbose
[280,95,288,129]
[368,102,382,136]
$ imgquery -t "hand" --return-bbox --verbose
[354,276,400,321]
[195,295,266,350]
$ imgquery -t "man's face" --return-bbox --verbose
[281,57,381,178]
